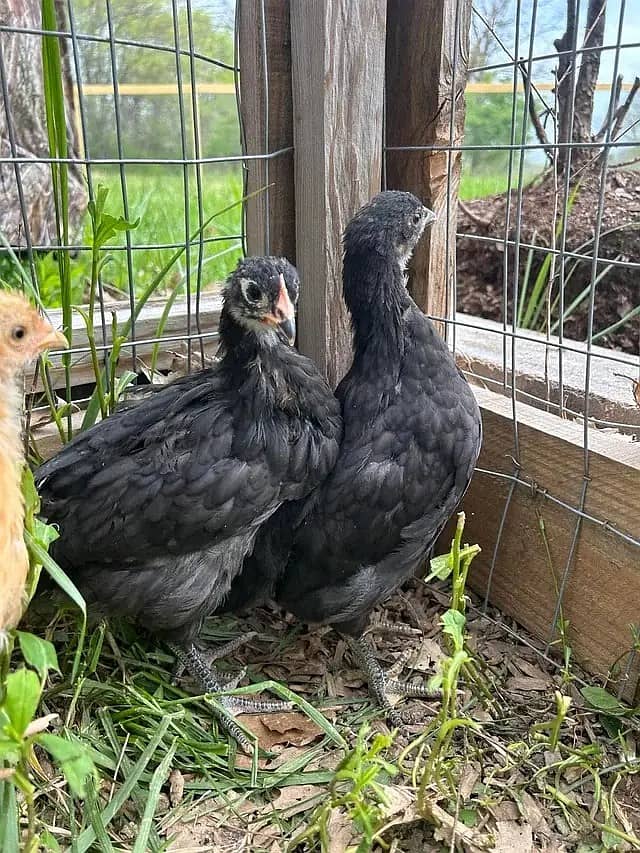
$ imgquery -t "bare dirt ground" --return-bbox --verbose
[456,167,640,354]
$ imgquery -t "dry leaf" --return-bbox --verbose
[168,768,185,807]
[492,820,533,853]
[408,638,446,673]
[520,791,552,838]
[506,676,550,692]
[459,764,481,801]
[0,768,14,780]
[422,799,492,853]
[326,808,353,853]
[24,713,59,737]
[241,712,323,749]
[270,784,323,819]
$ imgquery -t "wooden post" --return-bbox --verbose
[386,0,472,327]
[290,0,386,386]
[238,0,295,261]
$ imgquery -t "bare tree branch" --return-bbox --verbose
[518,59,554,162]
[611,76,640,141]
[594,73,622,141]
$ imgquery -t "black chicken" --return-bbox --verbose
[36,256,342,741]
[237,192,483,724]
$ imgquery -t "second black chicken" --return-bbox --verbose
[228,192,483,724]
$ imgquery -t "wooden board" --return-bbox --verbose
[453,386,640,702]
[386,0,472,329]
[238,0,296,261]
[290,0,386,385]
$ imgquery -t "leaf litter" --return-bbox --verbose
[23,571,640,851]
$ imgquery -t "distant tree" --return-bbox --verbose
[71,0,238,161]
[550,0,639,172]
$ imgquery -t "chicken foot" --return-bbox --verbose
[169,642,293,751]
[350,635,442,729]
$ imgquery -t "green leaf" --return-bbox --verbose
[39,733,95,799]
[40,828,61,852]
[17,632,60,679]
[427,553,453,581]
[580,686,627,715]
[3,668,41,738]
[0,780,19,853]
[459,807,477,827]
[600,715,624,739]
[31,516,59,550]
[441,609,466,651]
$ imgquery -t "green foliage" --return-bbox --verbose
[0,468,94,851]
[290,724,398,853]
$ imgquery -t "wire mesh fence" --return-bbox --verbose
[0,0,639,697]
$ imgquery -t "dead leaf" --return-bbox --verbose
[520,791,552,838]
[506,676,551,692]
[0,768,14,780]
[24,713,59,737]
[491,802,520,822]
[459,764,481,801]
[379,784,417,821]
[326,808,353,853]
[422,799,492,853]
[168,768,185,807]
[492,820,533,853]
[241,712,323,749]
[408,638,446,672]
[270,784,323,819]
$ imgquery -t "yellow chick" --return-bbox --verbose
[0,291,67,632]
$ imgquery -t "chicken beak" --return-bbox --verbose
[265,273,296,345]
[36,326,68,354]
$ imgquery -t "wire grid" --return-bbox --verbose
[0,0,278,382]
[386,0,640,695]
[1,1,639,694]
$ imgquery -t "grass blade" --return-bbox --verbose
[75,715,174,853]
[131,738,178,853]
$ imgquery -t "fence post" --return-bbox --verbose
[238,0,295,261]
[386,0,472,329]
[290,0,387,386]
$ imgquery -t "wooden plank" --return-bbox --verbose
[40,294,222,392]
[385,0,472,326]
[290,0,386,386]
[238,0,295,261]
[453,386,640,702]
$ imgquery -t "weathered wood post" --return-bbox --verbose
[238,0,296,261]
[290,0,387,386]
[386,0,473,329]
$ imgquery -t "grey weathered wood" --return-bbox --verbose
[290,0,386,386]
[238,0,295,261]
[386,0,472,327]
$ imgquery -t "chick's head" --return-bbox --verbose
[0,292,67,380]
[224,256,298,346]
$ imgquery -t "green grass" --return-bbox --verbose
[10,166,245,309]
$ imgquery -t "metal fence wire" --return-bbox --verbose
[0,0,639,698]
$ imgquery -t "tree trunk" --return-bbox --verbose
[572,0,605,154]
[0,0,86,249]
[554,0,606,173]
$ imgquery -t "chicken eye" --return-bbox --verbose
[11,325,26,341]
[411,210,423,225]
[245,283,262,303]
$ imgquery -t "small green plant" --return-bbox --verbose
[0,470,94,852]
[289,723,398,853]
